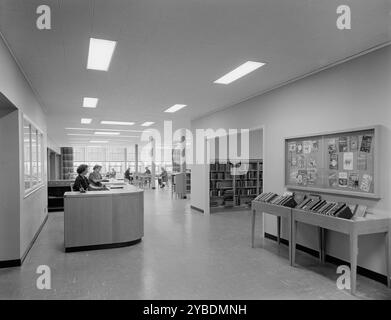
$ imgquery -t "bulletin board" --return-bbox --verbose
[285,126,380,199]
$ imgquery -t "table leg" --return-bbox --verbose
[251,209,256,248]
[322,228,326,264]
[386,230,391,288]
[288,213,292,266]
[292,220,297,266]
[318,227,322,263]
[349,232,358,295]
[277,216,281,245]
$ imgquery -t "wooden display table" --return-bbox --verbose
[291,208,391,295]
[251,201,293,266]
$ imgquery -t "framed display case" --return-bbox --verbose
[285,126,380,199]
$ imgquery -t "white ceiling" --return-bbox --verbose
[0,0,390,146]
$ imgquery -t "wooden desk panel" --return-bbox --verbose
[64,186,144,251]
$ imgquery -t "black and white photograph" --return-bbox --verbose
[0,0,391,307]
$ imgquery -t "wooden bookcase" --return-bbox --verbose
[209,159,263,212]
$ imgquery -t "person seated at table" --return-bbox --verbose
[143,167,151,187]
[124,167,133,183]
[89,164,104,187]
[159,167,168,188]
[144,167,151,175]
[109,168,117,179]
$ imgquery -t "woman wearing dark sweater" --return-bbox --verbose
[73,164,90,191]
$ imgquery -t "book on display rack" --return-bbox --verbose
[253,191,367,220]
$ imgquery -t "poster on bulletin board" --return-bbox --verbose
[285,126,379,199]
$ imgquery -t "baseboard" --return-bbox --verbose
[190,205,204,213]
[0,259,21,269]
[65,238,142,253]
[264,232,388,285]
[20,214,49,264]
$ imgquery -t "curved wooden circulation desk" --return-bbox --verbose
[64,185,144,252]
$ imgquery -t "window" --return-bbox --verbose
[24,118,44,193]
[24,120,31,190]
[72,146,143,178]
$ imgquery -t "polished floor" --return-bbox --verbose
[0,188,390,300]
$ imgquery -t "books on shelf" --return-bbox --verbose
[210,159,263,210]
[254,191,361,220]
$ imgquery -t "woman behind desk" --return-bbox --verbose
[89,164,104,187]
[73,164,90,191]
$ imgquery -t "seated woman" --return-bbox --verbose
[73,164,90,191]
[89,164,104,187]
[124,167,133,183]
[159,167,168,188]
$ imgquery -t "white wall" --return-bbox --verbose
[0,34,48,262]
[0,111,20,261]
[191,45,391,275]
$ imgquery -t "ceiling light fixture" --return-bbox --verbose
[67,133,138,138]
[164,104,187,113]
[65,127,146,133]
[100,121,135,126]
[90,140,108,143]
[81,118,92,124]
[141,122,155,127]
[87,38,117,71]
[94,131,120,136]
[82,97,98,108]
[214,61,265,85]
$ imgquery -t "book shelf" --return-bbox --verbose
[186,171,191,193]
[209,159,263,212]
[61,147,74,180]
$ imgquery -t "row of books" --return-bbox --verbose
[235,180,258,187]
[210,163,232,172]
[210,181,233,189]
[210,172,232,180]
[254,192,297,208]
[295,196,366,219]
[236,188,257,196]
[254,192,367,220]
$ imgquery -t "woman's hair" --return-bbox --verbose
[93,164,102,171]
[77,164,88,175]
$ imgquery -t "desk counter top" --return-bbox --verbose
[64,185,143,198]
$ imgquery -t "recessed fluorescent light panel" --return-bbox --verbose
[164,104,187,113]
[94,131,120,136]
[65,127,145,133]
[83,97,98,108]
[214,61,265,85]
[141,122,155,127]
[87,38,117,71]
[81,118,92,124]
[100,121,135,126]
[68,133,138,138]
[90,140,108,143]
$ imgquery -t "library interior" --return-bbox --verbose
[0,0,391,300]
